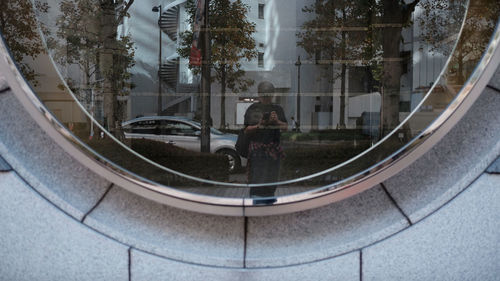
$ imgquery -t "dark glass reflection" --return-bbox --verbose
[1,0,498,199]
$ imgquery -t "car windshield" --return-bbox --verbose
[189,120,224,135]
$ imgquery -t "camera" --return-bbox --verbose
[262,112,270,122]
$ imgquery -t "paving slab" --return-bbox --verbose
[84,186,245,267]
[486,156,500,173]
[245,185,409,267]
[0,172,128,280]
[131,248,359,281]
[363,173,500,281]
[0,92,110,220]
[383,89,500,223]
[0,154,11,171]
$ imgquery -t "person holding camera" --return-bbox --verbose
[243,81,288,197]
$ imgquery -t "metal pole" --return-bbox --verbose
[90,88,95,138]
[295,56,301,131]
[157,5,162,116]
[200,0,211,153]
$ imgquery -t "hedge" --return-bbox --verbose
[279,141,371,181]
[281,129,371,142]
[83,137,229,185]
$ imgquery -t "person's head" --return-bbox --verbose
[257,81,275,103]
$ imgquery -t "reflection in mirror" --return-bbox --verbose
[1,0,498,200]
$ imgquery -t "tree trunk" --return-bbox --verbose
[379,0,419,137]
[340,63,346,129]
[380,0,403,136]
[381,28,402,136]
[339,6,347,129]
[99,1,118,135]
[220,68,226,129]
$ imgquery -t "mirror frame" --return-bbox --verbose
[0,11,499,216]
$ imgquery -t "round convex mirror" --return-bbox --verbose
[0,0,499,214]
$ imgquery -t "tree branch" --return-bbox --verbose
[115,0,135,24]
[122,0,135,16]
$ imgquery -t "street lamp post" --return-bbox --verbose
[295,55,301,131]
[152,5,162,116]
[200,0,211,153]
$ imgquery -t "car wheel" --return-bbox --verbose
[217,149,241,173]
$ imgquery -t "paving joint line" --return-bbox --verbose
[132,247,248,270]
[0,87,11,94]
[12,170,84,220]
[9,169,134,250]
[359,170,489,253]
[3,171,135,276]
[485,156,500,174]
[486,84,500,93]
[128,247,132,281]
[81,183,114,223]
[359,250,363,281]
[131,238,362,270]
[380,183,413,226]
[243,216,248,268]
[0,156,12,171]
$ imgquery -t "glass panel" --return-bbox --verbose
[1,0,498,200]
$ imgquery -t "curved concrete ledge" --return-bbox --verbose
[0,61,499,277]
[245,185,409,267]
[383,86,500,223]
[83,186,246,267]
[0,92,110,221]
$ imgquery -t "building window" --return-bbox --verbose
[259,43,264,48]
[258,52,264,68]
[258,4,264,19]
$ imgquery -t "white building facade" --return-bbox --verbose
[125,0,451,133]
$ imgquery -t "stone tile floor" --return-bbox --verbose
[0,172,129,280]
[363,173,500,281]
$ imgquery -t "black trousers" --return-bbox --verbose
[248,156,280,197]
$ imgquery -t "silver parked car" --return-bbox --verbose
[121,116,246,172]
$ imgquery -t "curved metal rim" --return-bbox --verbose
[0,10,499,216]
